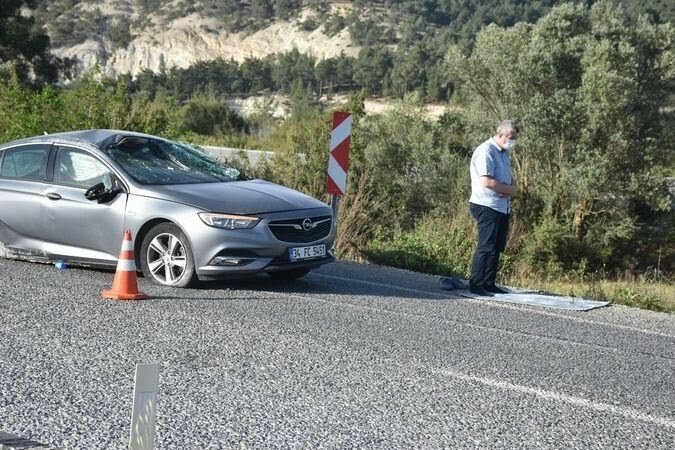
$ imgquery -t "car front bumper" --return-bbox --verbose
[188,206,337,280]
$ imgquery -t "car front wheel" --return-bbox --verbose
[140,223,197,287]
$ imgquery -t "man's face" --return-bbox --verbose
[496,132,518,149]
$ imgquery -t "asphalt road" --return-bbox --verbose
[1,257,674,449]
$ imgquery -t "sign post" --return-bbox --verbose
[327,112,352,224]
[129,363,159,450]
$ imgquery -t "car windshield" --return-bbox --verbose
[102,137,240,185]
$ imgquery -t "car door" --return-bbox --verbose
[0,143,51,252]
[39,145,128,262]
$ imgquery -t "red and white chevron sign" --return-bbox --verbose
[326,111,352,196]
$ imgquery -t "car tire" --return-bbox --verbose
[140,223,197,287]
[268,267,311,280]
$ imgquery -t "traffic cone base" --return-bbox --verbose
[101,289,148,301]
[102,229,149,301]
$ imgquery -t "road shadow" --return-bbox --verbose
[3,257,457,301]
[180,264,454,301]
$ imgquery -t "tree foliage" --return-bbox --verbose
[0,0,59,85]
[447,0,674,271]
[20,1,675,103]
[1,1,673,278]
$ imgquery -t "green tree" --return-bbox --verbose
[390,42,429,97]
[315,58,338,96]
[239,57,273,93]
[354,93,466,229]
[135,0,164,15]
[251,0,273,20]
[0,0,58,85]
[180,91,246,136]
[335,53,355,89]
[447,0,674,271]
[353,46,394,95]
[58,66,135,131]
[262,111,332,200]
[349,18,383,46]
[109,15,134,50]
[0,71,63,140]
[271,50,317,92]
[274,0,301,20]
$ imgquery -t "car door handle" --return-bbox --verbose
[45,192,62,200]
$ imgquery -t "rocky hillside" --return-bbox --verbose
[45,1,359,78]
[31,0,675,84]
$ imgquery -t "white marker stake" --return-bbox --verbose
[129,363,160,450]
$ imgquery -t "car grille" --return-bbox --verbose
[268,215,332,243]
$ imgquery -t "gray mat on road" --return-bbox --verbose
[439,277,611,311]
[459,290,611,311]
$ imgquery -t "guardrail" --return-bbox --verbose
[201,146,274,168]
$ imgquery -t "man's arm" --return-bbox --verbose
[480,175,517,196]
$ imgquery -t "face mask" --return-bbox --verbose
[504,139,517,150]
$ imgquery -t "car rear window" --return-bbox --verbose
[0,145,49,180]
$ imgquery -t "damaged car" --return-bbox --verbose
[0,130,335,287]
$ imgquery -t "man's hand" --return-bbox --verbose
[481,176,517,197]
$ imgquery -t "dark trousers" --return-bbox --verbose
[469,202,509,289]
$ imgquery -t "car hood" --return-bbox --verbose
[137,180,328,214]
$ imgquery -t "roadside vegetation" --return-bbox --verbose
[1,1,673,312]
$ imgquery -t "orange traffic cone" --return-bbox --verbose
[102,230,148,300]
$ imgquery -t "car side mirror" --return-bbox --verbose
[85,182,122,203]
[85,182,106,201]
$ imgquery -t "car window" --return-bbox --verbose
[103,138,240,185]
[54,147,111,188]
[0,145,49,180]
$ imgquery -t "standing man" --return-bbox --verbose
[468,119,519,296]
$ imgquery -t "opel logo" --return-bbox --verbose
[302,218,313,231]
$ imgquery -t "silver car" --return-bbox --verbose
[0,130,335,287]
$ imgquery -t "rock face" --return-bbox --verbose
[51,9,359,79]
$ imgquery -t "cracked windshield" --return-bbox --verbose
[103,138,240,185]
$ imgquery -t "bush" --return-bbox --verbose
[128,95,178,137]
[334,172,385,260]
[612,287,666,312]
[355,95,468,231]
[323,14,346,36]
[109,16,133,50]
[365,214,476,278]
[180,94,247,135]
[258,108,331,200]
[517,217,597,276]
[299,17,319,32]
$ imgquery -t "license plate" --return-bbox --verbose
[289,244,326,261]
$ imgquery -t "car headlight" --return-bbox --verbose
[198,213,261,229]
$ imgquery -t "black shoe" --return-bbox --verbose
[469,286,493,297]
[484,285,509,294]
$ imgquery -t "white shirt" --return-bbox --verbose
[469,137,513,214]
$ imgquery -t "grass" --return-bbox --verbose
[360,219,674,314]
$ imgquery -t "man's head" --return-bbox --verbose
[494,119,520,150]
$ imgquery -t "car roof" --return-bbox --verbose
[0,129,163,150]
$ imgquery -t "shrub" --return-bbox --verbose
[180,93,247,136]
[355,94,469,231]
[300,17,319,32]
[517,217,595,276]
[335,172,386,260]
[258,108,331,200]
[612,287,666,312]
[109,16,133,50]
[365,214,476,278]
